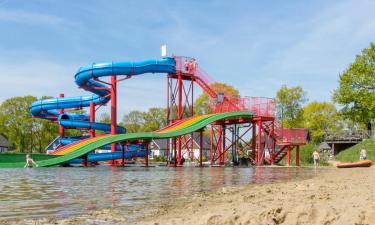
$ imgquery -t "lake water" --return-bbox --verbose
[0,165,318,222]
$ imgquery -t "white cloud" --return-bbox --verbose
[0,8,75,26]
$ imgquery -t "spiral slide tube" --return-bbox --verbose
[29,58,176,161]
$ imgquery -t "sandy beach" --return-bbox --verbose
[2,167,375,225]
[131,167,375,225]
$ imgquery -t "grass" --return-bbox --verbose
[279,143,329,166]
[0,153,58,164]
[336,138,375,162]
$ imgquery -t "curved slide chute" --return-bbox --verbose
[29,58,176,151]
[0,111,252,168]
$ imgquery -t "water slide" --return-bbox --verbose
[29,58,176,157]
[0,111,252,168]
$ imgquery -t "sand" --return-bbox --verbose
[2,167,375,225]
[131,167,375,225]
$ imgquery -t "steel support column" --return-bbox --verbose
[199,129,203,167]
[252,122,256,162]
[257,120,262,166]
[89,102,95,138]
[121,143,125,167]
[109,76,117,165]
[286,145,291,166]
[59,93,65,138]
[296,145,300,166]
[145,142,149,167]
[221,125,226,165]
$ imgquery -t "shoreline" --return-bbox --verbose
[2,166,375,225]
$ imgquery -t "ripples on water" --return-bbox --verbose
[0,166,317,221]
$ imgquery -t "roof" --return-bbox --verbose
[0,134,11,148]
[152,132,210,150]
[318,142,331,150]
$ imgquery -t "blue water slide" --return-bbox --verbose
[30,57,176,160]
[68,150,146,164]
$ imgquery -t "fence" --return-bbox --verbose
[209,96,276,117]
[276,128,308,145]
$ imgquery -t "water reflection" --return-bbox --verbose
[0,166,316,221]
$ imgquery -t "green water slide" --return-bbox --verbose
[0,111,252,168]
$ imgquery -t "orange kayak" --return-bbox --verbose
[337,160,373,168]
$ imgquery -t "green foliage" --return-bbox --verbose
[333,42,375,131]
[121,107,166,132]
[0,96,37,152]
[276,85,307,128]
[99,113,111,124]
[152,155,166,162]
[142,108,167,131]
[121,110,144,133]
[0,96,86,152]
[194,82,239,115]
[303,101,339,142]
[336,138,375,162]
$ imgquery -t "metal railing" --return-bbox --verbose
[208,96,276,117]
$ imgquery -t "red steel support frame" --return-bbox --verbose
[90,102,96,138]
[199,129,203,167]
[166,62,195,166]
[145,142,149,167]
[252,122,256,162]
[210,126,214,165]
[110,76,117,165]
[257,120,262,166]
[121,143,125,167]
[177,67,183,165]
[59,93,65,138]
[221,125,226,165]
[296,145,300,166]
[286,145,291,166]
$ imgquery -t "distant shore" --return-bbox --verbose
[2,166,375,225]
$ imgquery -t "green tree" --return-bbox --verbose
[142,107,167,131]
[99,113,111,124]
[0,96,36,152]
[303,101,338,142]
[194,82,240,115]
[121,110,144,133]
[276,85,307,128]
[333,42,375,134]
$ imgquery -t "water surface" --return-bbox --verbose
[0,166,319,221]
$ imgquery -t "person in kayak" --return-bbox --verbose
[24,154,38,168]
[360,149,367,160]
[312,150,320,168]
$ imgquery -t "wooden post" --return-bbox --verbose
[296,145,300,166]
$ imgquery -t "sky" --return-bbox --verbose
[0,0,375,119]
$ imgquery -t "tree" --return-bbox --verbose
[333,42,375,135]
[121,110,144,133]
[303,101,339,142]
[0,96,36,152]
[276,85,307,128]
[142,107,167,131]
[99,113,111,124]
[194,82,240,115]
